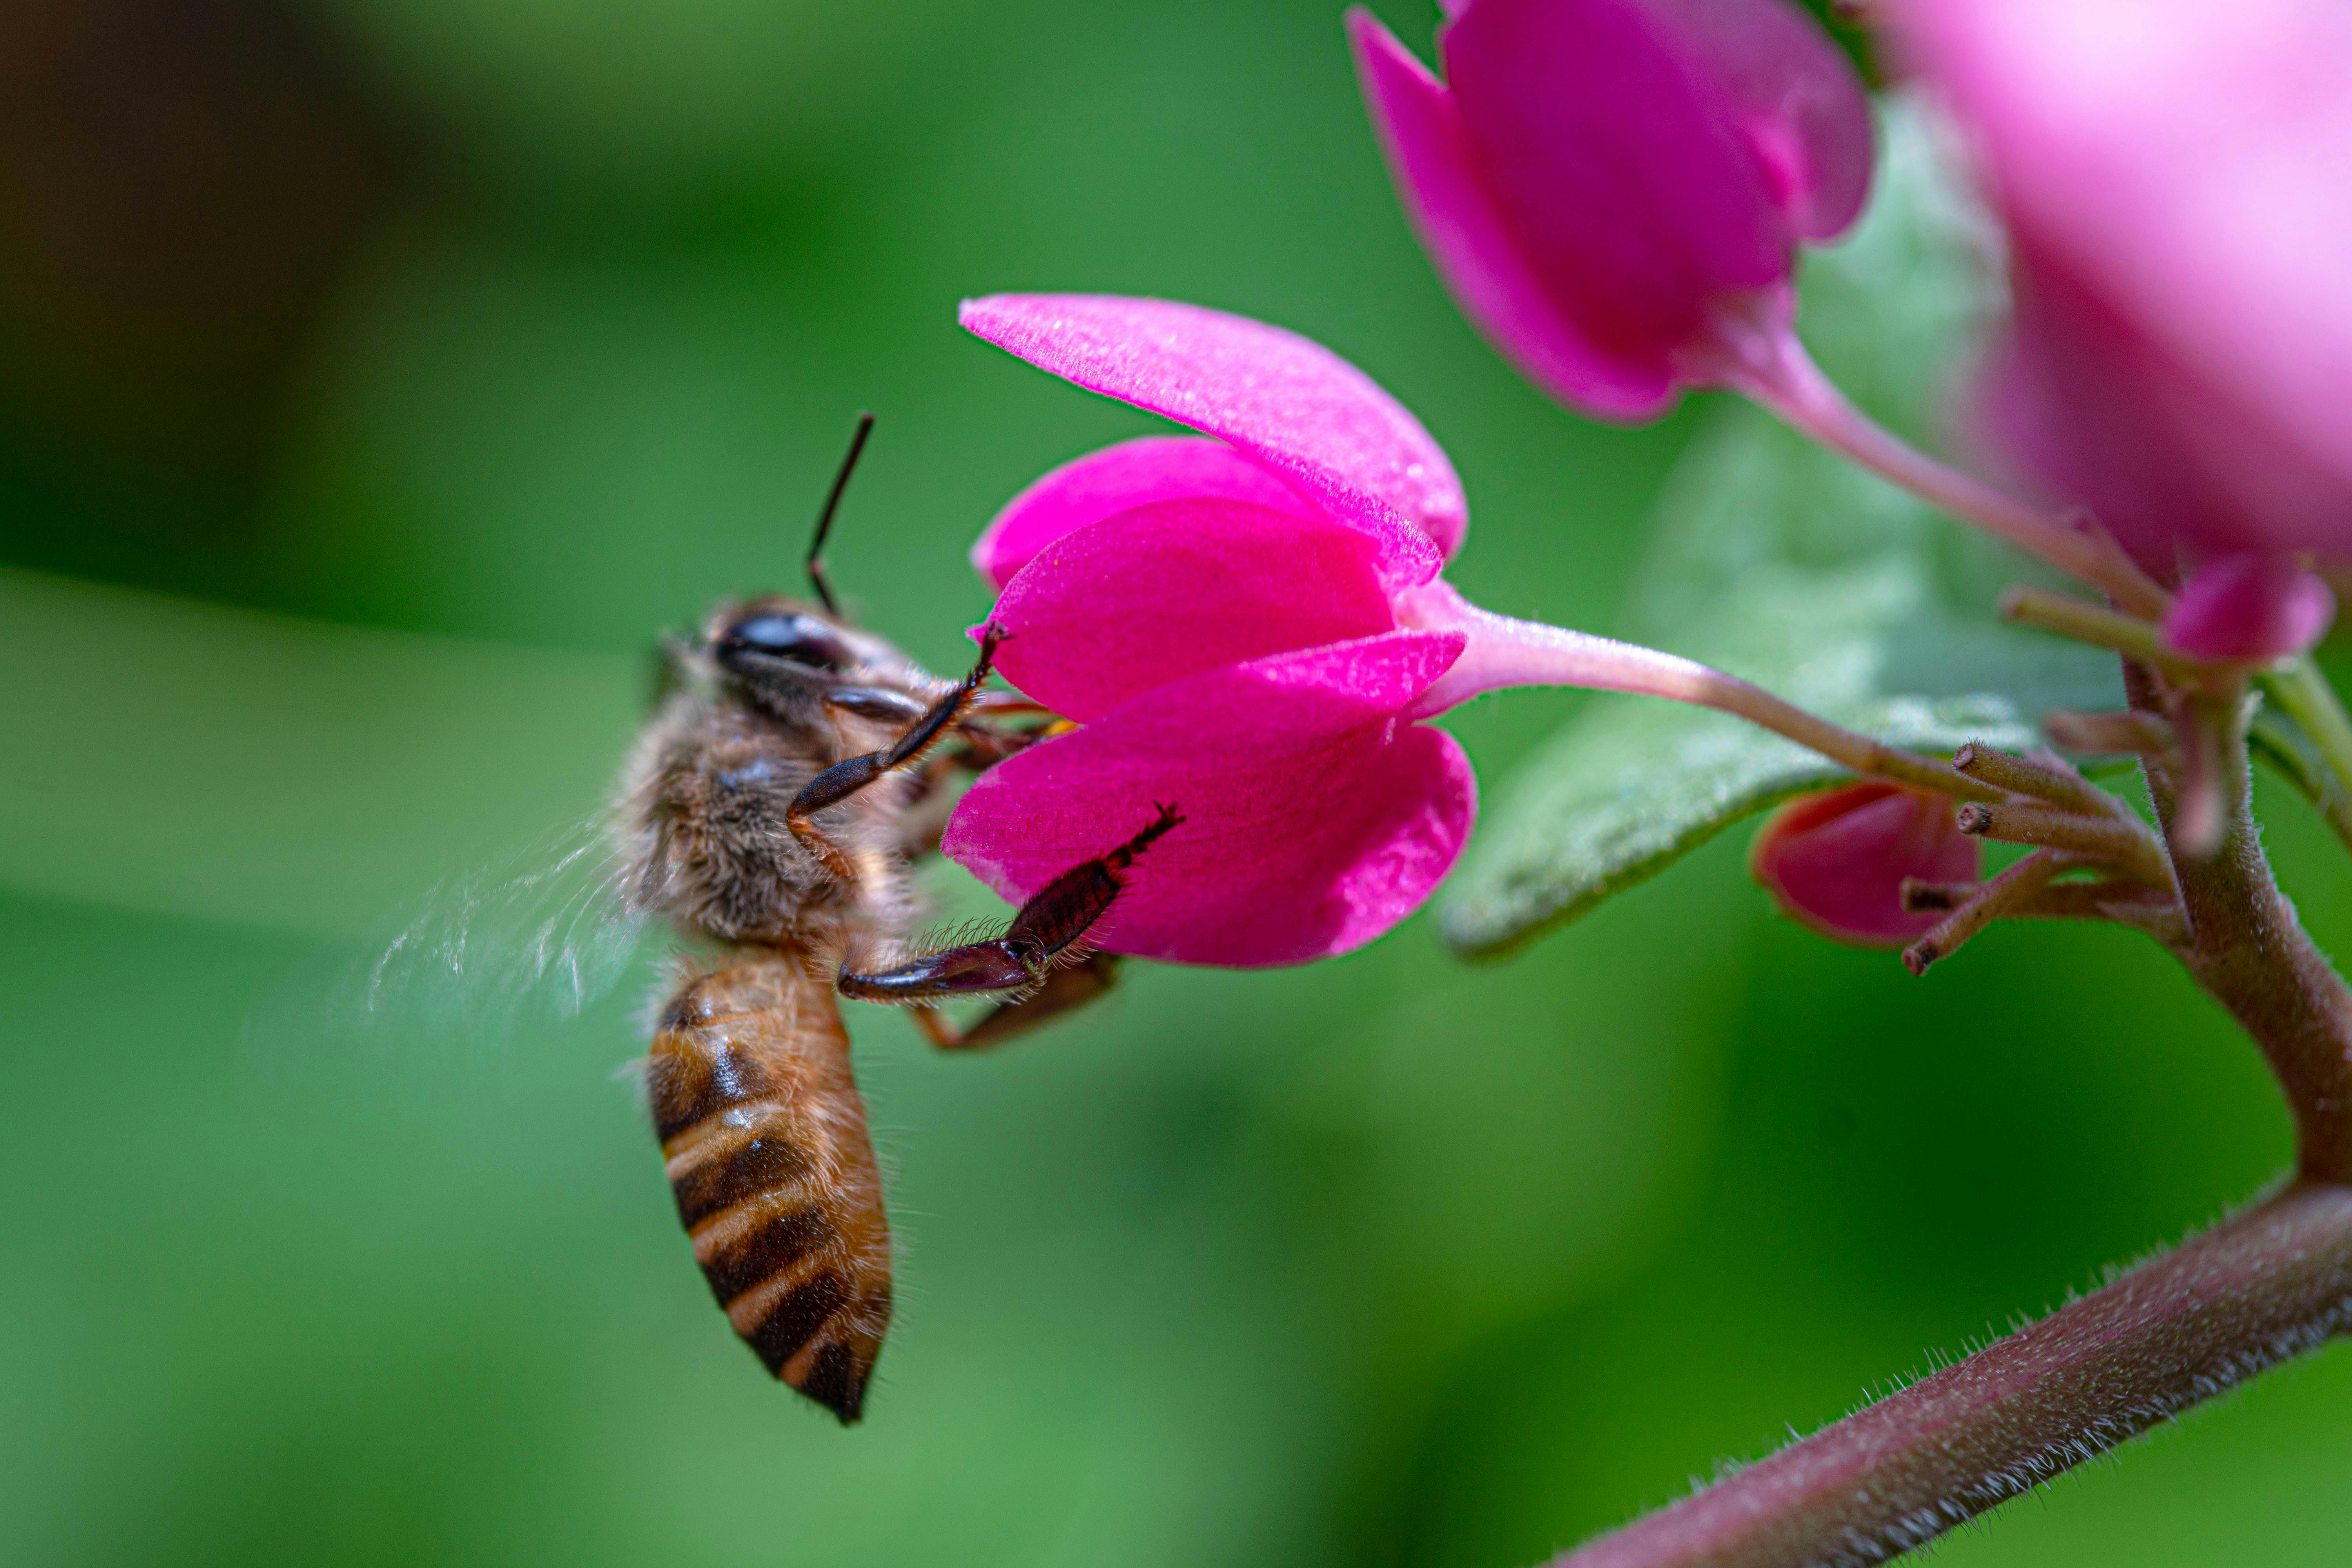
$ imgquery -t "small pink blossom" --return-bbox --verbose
[1748,782,1980,948]
[1909,0,2352,659]
[947,295,1722,966]
[1347,0,1872,421]
[2165,554,2337,667]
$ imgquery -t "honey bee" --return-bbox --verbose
[616,416,1179,1423]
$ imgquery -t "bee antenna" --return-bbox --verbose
[806,411,875,618]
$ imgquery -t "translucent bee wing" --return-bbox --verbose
[339,815,655,1039]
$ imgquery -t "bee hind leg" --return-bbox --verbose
[837,802,1181,1049]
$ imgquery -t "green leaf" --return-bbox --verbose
[1439,98,2123,959]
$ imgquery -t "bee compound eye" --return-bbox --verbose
[721,613,853,673]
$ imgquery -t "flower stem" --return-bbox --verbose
[1952,798,2171,886]
[1949,740,2114,819]
[2258,656,2352,855]
[1899,847,2078,976]
[1998,586,2212,682]
[1548,1183,2352,1568]
[1399,583,1999,802]
[1702,317,2169,618]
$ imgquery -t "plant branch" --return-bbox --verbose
[1952,799,2171,885]
[1949,742,2111,818]
[1546,655,2352,1568]
[1998,587,2214,684]
[2045,708,2174,759]
[1899,848,2078,976]
[2007,880,2188,943]
[1548,1183,2352,1568]
[2129,661,2352,1183]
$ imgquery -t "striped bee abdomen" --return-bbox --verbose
[645,951,891,1423]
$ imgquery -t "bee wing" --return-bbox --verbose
[338,815,655,1039]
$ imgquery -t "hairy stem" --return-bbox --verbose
[1550,657,2352,1568]
[2132,661,2352,1182]
[1550,1184,2352,1568]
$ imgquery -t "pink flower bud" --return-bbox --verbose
[2165,553,2337,666]
[1748,782,1980,947]
[1348,0,1872,421]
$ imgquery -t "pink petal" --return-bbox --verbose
[1978,242,2352,569]
[971,436,1312,592]
[1641,0,1873,241]
[986,499,1398,722]
[2164,554,2336,665]
[944,632,1474,967]
[1348,9,1678,420]
[1439,0,1792,366]
[1908,0,2352,522]
[958,294,1463,576]
[1748,782,1980,948]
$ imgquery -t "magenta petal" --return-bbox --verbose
[944,632,1474,967]
[987,499,1399,722]
[1348,9,1677,420]
[971,436,1312,592]
[1441,0,1791,363]
[1980,244,2352,569]
[1642,0,1873,240]
[1909,0,2352,514]
[2164,554,2337,665]
[958,294,1463,574]
[1748,782,1980,948]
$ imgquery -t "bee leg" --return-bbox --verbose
[891,751,973,864]
[909,955,1122,1050]
[893,711,1073,863]
[786,625,1005,883]
[838,803,1181,1045]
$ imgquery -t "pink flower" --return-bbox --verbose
[946,295,1723,966]
[1748,782,1981,948]
[1907,0,2352,661]
[1347,0,1873,421]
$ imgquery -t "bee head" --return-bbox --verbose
[701,596,938,723]
[712,603,858,677]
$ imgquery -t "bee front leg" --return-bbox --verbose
[837,803,1180,1048]
[787,626,1005,883]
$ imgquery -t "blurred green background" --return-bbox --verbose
[3,2,2347,1564]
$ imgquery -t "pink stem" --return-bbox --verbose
[1397,583,1998,802]
[1694,306,2168,619]
[1550,1183,2352,1568]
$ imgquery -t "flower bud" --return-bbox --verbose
[2165,554,2337,665]
[1349,0,1872,421]
[1748,781,1980,947]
